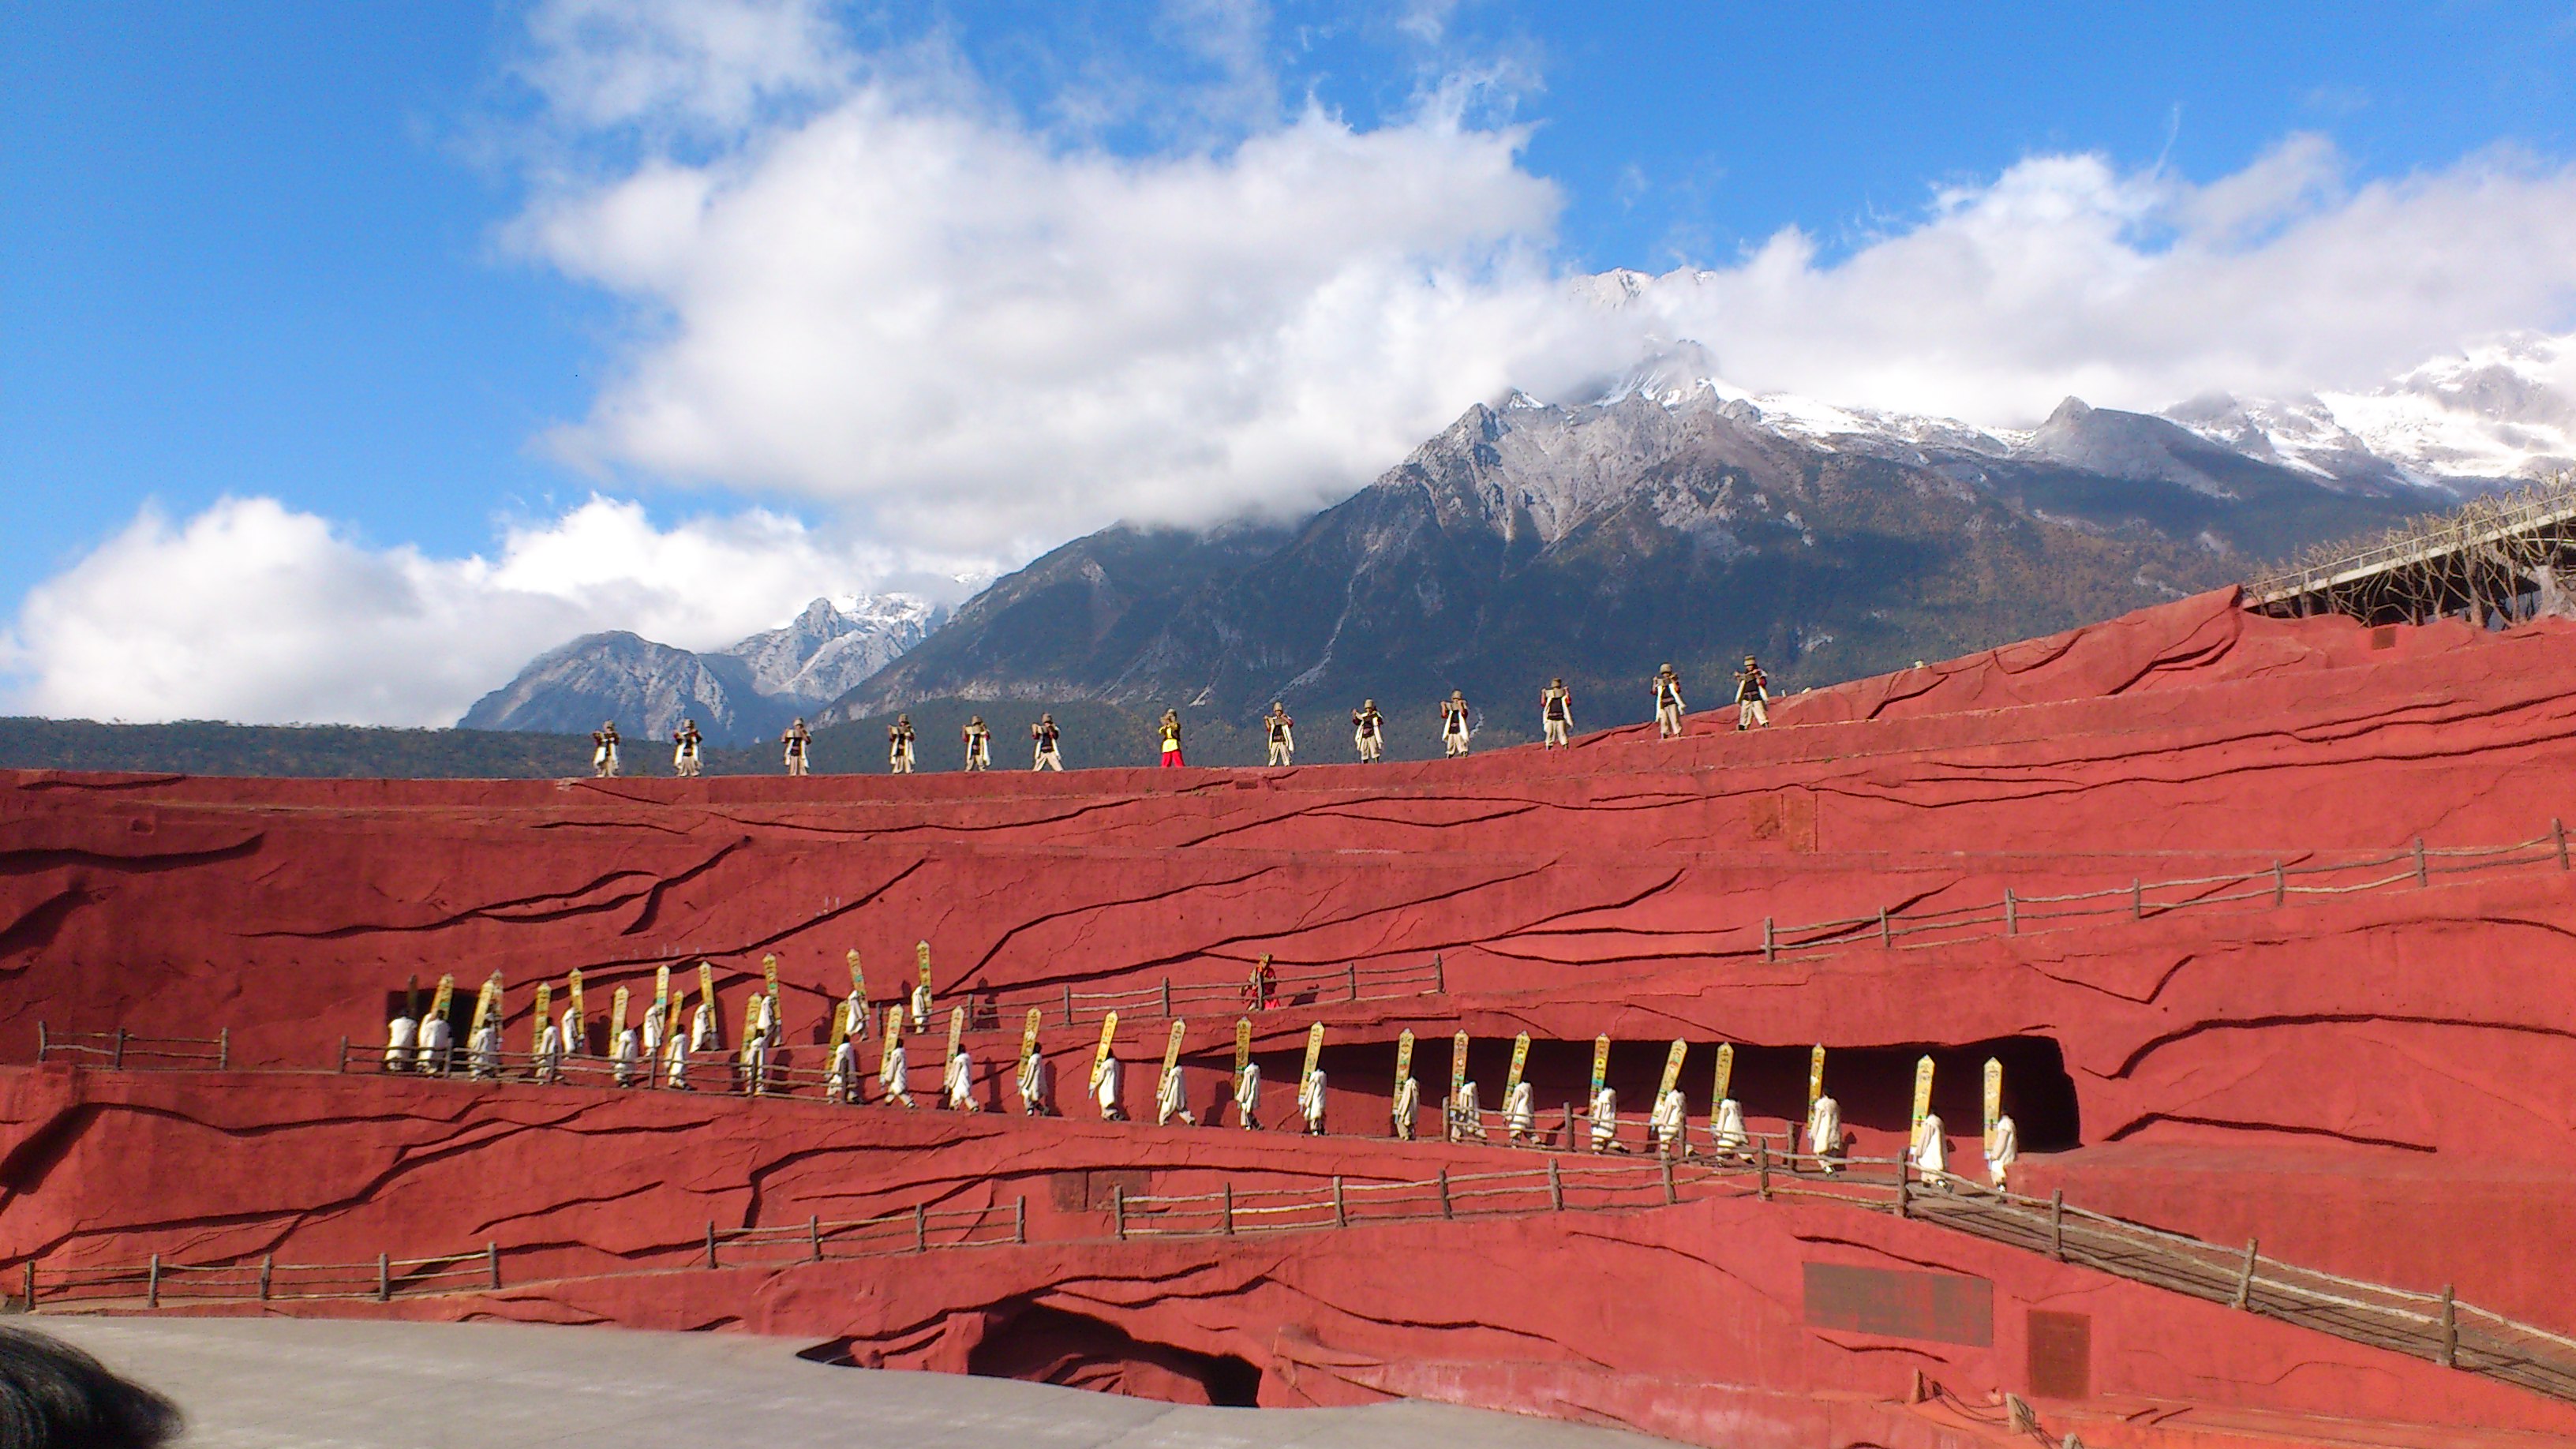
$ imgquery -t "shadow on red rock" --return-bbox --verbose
[803,1305,1264,1408]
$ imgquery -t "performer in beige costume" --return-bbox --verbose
[1031,713,1064,771]
[961,716,991,771]
[1653,665,1686,739]
[1264,703,1295,766]
[591,722,621,778]
[1540,679,1574,749]
[1439,691,1472,757]
[1350,700,1385,762]
[888,715,916,773]
[672,719,703,777]
[781,718,812,777]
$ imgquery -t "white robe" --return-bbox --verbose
[641,1010,665,1059]
[664,1034,691,1088]
[1986,1114,2020,1190]
[826,1039,857,1102]
[947,1050,980,1111]
[1503,1080,1535,1138]
[560,1008,583,1057]
[1807,1095,1843,1171]
[1391,1076,1419,1140]
[1448,1080,1484,1140]
[468,1024,500,1080]
[1017,1052,1051,1115]
[1650,1088,1687,1152]
[1298,1069,1327,1133]
[1093,1058,1123,1120]
[909,985,932,1033]
[384,1017,417,1072]
[414,1017,451,1076]
[740,1035,769,1095]
[1710,1098,1749,1155]
[1589,1086,1621,1152]
[535,1024,563,1084]
[612,1028,640,1087]
[1156,1068,1190,1126]
[690,1004,717,1053]
[842,992,866,1042]
[1911,1112,1948,1181]
[1233,1062,1260,1129]
[882,1044,913,1106]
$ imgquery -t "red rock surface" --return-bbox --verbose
[5,586,2576,1447]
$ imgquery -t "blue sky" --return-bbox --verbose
[6,1,2575,724]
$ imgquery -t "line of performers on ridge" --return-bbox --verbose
[383,993,2016,1191]
[583,657,1777,778]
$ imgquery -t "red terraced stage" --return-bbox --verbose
[6,586,2576,1449]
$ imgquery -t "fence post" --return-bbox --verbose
[1893,1159,1909,1219]
[1559,1103,1575,1150]
[1112,1189,1126,1242]
[1432,953,1444,994]
[2132,878,2143,919]
[809,1215,823,1263]
[146,1254,159,1309]
[337,1036,349,1074]
[1762,918,1776,962]
[1331,1176,1347,1228]
[1160,979,1172,1017]
[1548,1158,1564,1211]
[1878,908,1890,947]
[488,1241,500,1290]
[913,1203,928,1253]
[2414,837,2428,886]
[21,1260,33,1310]
[1015,1196,1027,1245]
[705,1222,717,1269]
[218,1028,230,1070]
[1221,1182,1235,1236]
[1061,986,1073,1024]
[1661,1156,1676,1206]
[1438,1169,1453,1220]
[2050,1189,2065,1261]
[2232,1237,2259,1310]
[376,1252,390,1302]
[1756,1141,1770,1201]
[113,1029,127,1070]
[1346,963,1358,1001]
[2440,1284,2458,1368]
[2557,818,2569,871]
[259,1254,273,1301]
[2272,861,2286,906]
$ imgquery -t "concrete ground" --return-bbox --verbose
[30,1315,1690,1449]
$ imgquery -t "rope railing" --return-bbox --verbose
[32,1026,227,1070]
[13,1200,1027,1312]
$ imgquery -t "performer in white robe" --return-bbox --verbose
[468,1020,500,1080]
[663,1033,692,1090]
[1649,1087,1687,1157]
[882,1040,915,1108]
[1709,1097,1750,1158]
[1017,1050,1051,1115]
[1155,1065,1192,1126]
[1807,1094,1843,1173]
[946,1050,980,1111]
[1093,1055,1124,1121]
[1589,1085,1624,1152]
[534,1023,563,1084]
[1448,1080,1485,1141]
[1232,1062,1260,1129]
[1391,1074,1420,1140]
[384,1013,417,1073]
[908,982,933,1034]
[560,1006,584,1060]
[641,1006,665,1062]
[690,1002,717,1054]
[826,1038,859,1103]
[612,1027,640,1087]
[1985,1114,2020,1192]
[1911,1111,1949,1185]
[414,1015,452,1076]
[841,989,867,1043]
[1298,1068,1327,1134]
[740,1032,769,1096]
[1503,1080,1535,1141]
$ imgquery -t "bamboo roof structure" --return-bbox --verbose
[2243,473,2576,625]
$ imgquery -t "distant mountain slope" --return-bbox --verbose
[460,594,941,745]
[826,385,2426,741]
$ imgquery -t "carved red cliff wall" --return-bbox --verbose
[5,587,2575,1447]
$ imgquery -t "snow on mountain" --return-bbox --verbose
[462,593,946,744]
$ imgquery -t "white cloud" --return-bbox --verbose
[0,496,960,727]
[511,2,2576,557]
[1612,137,2576,425]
